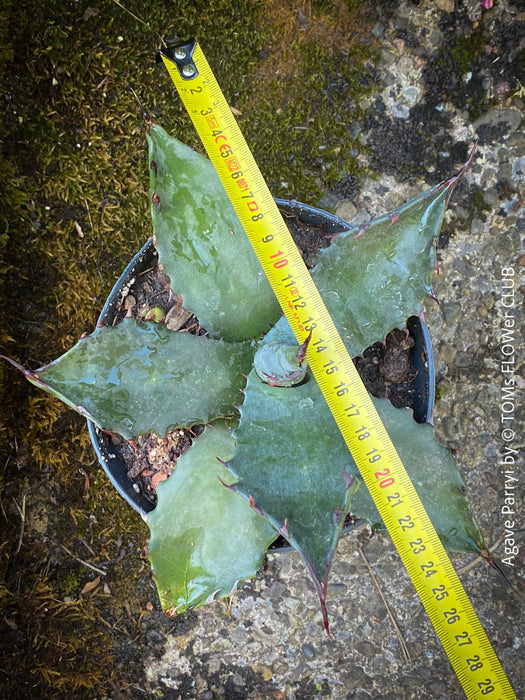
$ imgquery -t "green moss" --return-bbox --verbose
[0,0,382,694]
[471,188,491,215]
[55,565,83,596]
[453,32,485,74]
[241,2,378,201]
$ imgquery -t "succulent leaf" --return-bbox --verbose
[147,423,277,614]
[265,177,459,357]
[349,396,486,554]
[230,364,484,611]
[229,367,360,612]
[11,319,253,440]
[147,124,281,341]
[311,180,454,356]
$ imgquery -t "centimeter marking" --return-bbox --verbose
[160,39,516,700]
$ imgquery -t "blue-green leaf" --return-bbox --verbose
[148,423,276,614]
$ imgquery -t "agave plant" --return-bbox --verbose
[3,122,485,631]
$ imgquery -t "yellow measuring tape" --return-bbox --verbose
[160,39,516,700]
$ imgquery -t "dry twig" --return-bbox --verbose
[358,545,412,664]
[57,542,107,576]
[12,493,26,553]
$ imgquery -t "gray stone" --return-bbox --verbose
[301,642,316,659]
[372,22,385,39]
[479,167,497,188]
[473,107,523,136]
[392,102,410,120]
[380,49,397,67]
[506,130,525,149]
[335,199,357,221]
[511,156,525,183]
[403,85,419,106]
[269,580,287,601]
[482,188,500,208]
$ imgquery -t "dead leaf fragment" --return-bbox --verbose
[80,575,101,594]
[83,7,100,21]
[165,296,193,330]
[150,471,169,490]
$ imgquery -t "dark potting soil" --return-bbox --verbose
[108,211,422,509]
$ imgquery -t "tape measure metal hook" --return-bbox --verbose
[161,40,199,80]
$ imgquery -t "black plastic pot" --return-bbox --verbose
[88,199,435,519]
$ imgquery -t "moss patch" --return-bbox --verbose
[0,0,380,695]
[244,0,378,200]
[452,31,485,74]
